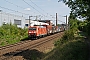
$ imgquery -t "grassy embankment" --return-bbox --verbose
[0,24,88,60]
[21,30,88,60]
[0,24,28,46]
[43,30,88,60]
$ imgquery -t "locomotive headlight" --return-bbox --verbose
[29,32,31,33]
[33,32,36,33]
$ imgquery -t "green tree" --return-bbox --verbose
[58,0,90,21]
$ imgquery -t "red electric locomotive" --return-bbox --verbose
[28,26,47,39]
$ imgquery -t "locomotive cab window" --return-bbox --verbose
[29,28,36,30]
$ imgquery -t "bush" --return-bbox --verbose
[62,29,74,40]
[55,29,75,46]
[0,24,28,46]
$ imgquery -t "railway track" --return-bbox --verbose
[0,32,64,60]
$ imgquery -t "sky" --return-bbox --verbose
[0,0,70,24]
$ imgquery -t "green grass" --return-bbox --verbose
[42,31,88,60]
[43,39,88,60]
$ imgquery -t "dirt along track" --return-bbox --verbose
[0,32,64,60]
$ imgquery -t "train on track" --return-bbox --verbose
[28,24,65,39]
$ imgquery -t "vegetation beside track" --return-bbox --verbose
[0,18,89,60]
[0,24,28,46]
[42,18,89,60]
[43,30,88,60]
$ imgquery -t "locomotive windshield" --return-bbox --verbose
[29,27,36,30]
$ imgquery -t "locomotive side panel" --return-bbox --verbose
[38,26,47,37]
[41,27,47,35]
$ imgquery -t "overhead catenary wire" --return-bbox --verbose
[52,19,65,23]
[1,0,66,23]
[3,0,37,17]
[3,0,25,9]
[51,14,66,24]
[29,0,56,19]
[22,0,45,16]
[3,0,47,18]
[29,0,47,14]
[3,0,58,20]
[0,6,29,15]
